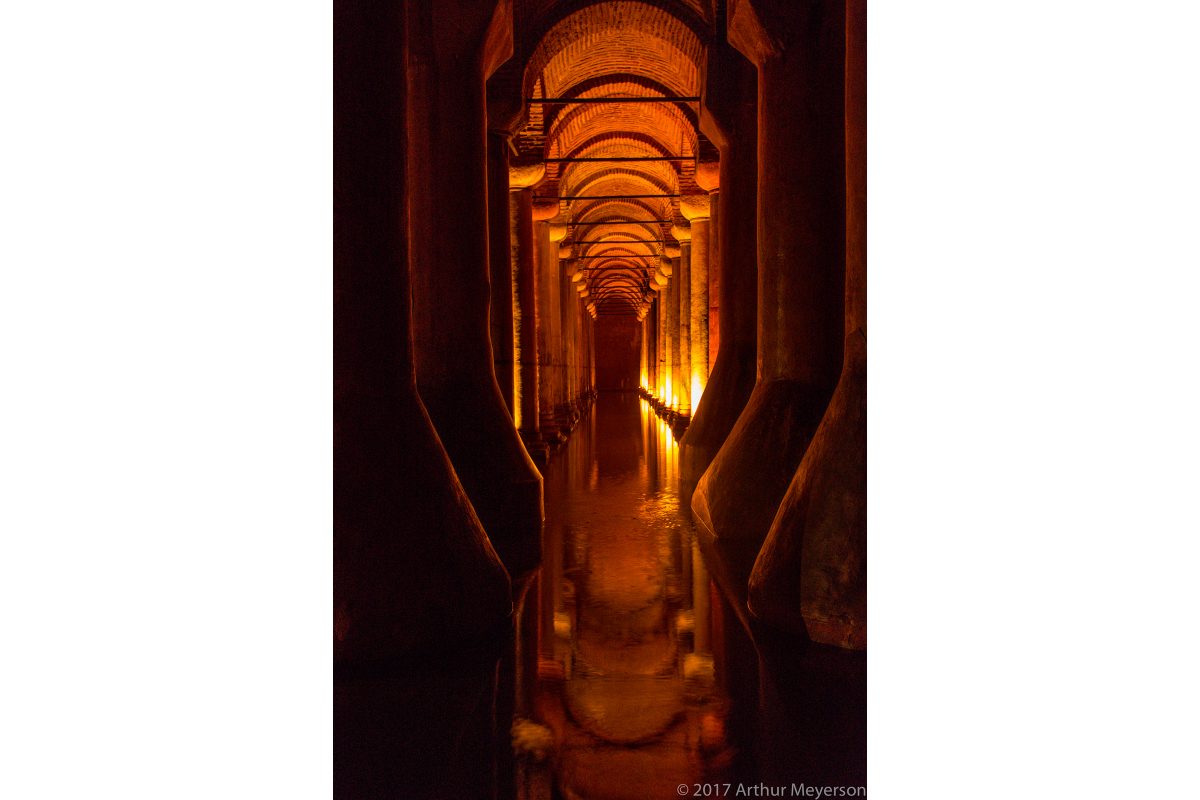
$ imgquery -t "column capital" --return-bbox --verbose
[508,162,545,189]
[680,194,712,221]
[727,0,785,66]
[694,162,721,192]
[532,199,560,221]
[547,222,569,243]
[671,224,692,243]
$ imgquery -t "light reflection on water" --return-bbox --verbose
[525,392,730,800]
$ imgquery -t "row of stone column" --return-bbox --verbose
[493,166,597,465]
[639,194,713,436]
[639,0,867,650]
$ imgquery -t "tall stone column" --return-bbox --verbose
[511,175,548,464]
[556,243,576,432]
[665,256,679,409]
[673,224,693,419]
[692,0,846,562]
[748,0,866,648]
[335,1,511,795]
[646,294,658,394]
[679,37,759,490]
[561,248,577,417]
[537,221,568,445]
[706,175,721,367]
[681,195,712,410]
[658,253,674,405]
[642,316,651,391]
[406,0,544,578]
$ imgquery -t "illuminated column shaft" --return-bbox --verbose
[672,223,693,416]
[567,285,579,408]
[640,317,649,388]
[588,311,596,393]
[651,298,660,392]
[679,240,691,415]
[656,287,666,399]
[682,196,712,408]
[537,221,568,440]
[666,259,679,407]
[550,245,564,426]
[556,247,574,425]
[511,188,541,445]
[536,222,556,438]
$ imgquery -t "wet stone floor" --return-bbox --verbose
[520,392,732,800]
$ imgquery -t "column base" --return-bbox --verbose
[748,331,866,647]
[679,343,757,490]
[690,377,833,555]
[519,430,550,466]
[539,413,567,446]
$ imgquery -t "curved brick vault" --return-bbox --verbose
[514,0,716,316]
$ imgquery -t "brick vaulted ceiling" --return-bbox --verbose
[500,0,720,316]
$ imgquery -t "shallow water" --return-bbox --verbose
[523,392,731,800]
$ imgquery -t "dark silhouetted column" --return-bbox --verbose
[692,0,846,564]
[335,1,512,796]
[748,0,866,648]
[406,0,544,577]
[679,29,760,491]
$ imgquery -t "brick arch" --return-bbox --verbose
[568,191,672,224]
[576,231,661,257]
[565,166,676,198]
[523,1,705,101]
[545,93,696,155]
[568,220,663,245]
[540,74,695,131]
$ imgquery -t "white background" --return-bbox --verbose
[1,1,1198,797]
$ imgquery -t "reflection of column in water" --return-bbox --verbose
[517,580,539,715]
[538,571,553,661]
[681,526,694,612]
[640,400,650,482]
[667,418,677,485]
[645,402,660,492]
[692,537,710,654]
